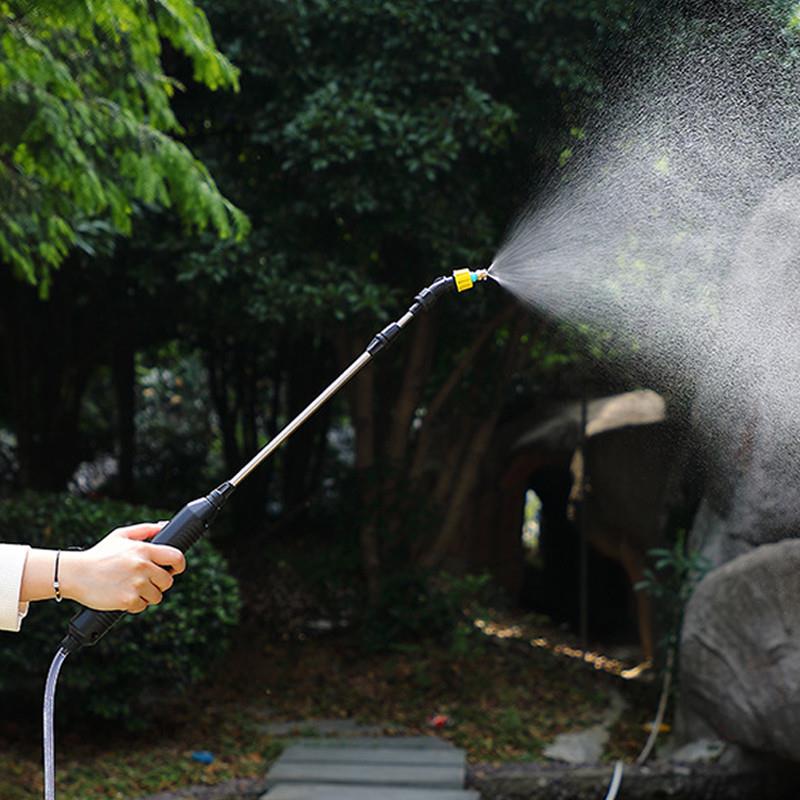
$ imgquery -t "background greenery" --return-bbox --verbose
[3,2,797,797]
[0,0,790,732]
[0,0,638,564]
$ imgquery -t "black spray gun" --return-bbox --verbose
[43,268,490,800]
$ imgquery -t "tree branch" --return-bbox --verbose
[410,302,516,480]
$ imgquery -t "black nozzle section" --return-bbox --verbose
[409,275,455,316]
[367,322,402,355]
[206,480,236,511]
[366,275,458,357]
[59,482,235,654]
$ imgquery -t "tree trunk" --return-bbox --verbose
[353,365,381,604]
[205,346,241,476]
[112,339,136,498]
[386,312,435,464]
[418,310,528,569]
[0,271,94,490]
[421,413,500,568]
[335,328,381,604]
[411,303,515,481]
[283,338,333,512]
[204,342,272,530]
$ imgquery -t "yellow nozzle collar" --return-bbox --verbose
[453,268,475,293]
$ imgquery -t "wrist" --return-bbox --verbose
[19,548,64,603]
[57,550,85,603]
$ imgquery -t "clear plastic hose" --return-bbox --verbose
[603,760,624,800]
[43,647,68,800]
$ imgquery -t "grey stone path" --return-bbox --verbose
[260,737,478,800]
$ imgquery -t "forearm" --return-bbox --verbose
[20,549,93,603]
[18,548,55,602]
[20,548,64,602]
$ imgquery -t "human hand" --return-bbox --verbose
[60,523,186,613]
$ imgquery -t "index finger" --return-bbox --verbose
[144,544,186,575]
[113,521,167,541]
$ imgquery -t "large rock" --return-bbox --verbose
[679,179,800,764]
[680,540,800,761]
[690,178,800,570]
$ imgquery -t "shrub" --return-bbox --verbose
[0,492,240,726]
[360,570,494,653]
[133,352,223,509]
[636,529,711,655]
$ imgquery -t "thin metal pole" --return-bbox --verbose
[228,310,417,488]
[230,351,373,487]
[579,393,589,648]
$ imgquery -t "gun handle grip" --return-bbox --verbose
[60,493,223,653]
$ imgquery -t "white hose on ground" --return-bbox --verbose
[636,646,675,765]
[603,760,624,800]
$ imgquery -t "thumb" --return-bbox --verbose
[112,521,167,541]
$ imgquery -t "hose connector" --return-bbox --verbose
[408,268,489,317]
[410,275,454,314]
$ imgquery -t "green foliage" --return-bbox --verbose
[360,570,492,653]
[152,0,644,552]
[183,0,639,326]
[636,530,710,653]
[0,492,240,726]
[0,0,650,585]
[0,0,247,289]
[133,349,223,508]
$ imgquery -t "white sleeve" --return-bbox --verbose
[0,544,31,632]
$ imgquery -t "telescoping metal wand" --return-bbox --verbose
[57,268,487,653]
[42,268,487,800]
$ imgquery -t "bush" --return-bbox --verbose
[0,492,240,726]
[636,529,711,654]
[133,351,223,509]
[0,428,17,492]
[360,570,494,654]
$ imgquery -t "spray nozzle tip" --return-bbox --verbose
[453,267,489,292]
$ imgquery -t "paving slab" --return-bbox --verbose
[290,737,455,750]
[262,785,478,800]
[280,745,464,768]
[266,762,463,789]
[258,720,386,737]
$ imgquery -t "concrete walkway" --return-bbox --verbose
[260,737,478,800]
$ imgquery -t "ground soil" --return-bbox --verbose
[0,611,659,800]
